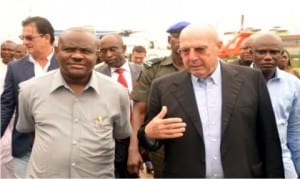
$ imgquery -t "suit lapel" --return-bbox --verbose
[171,71,203,138]
[101,64,111,76]
[22,55,58,78]
[48,55,58,71]
[220,63,244,136]
[21,57,34,79]
[128,63,142,85]
[170,64,244,139]
[129,63,137,83]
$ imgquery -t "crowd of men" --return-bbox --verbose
[1,16,299,178]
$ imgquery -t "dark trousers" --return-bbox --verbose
[150,146,164,178]
[115,137,138,178]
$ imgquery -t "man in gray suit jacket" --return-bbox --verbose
[95,33,143,177]
[1,16,58,178]
[138,23,284,178]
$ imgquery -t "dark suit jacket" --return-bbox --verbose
[138,62,284,178]
[1,55,58,157]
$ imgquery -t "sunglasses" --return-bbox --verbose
[19,34,44,41]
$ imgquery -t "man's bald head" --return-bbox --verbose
[180,23,221,45]
[98,33,126,68]
[241,36,254,49]
[58,27,98,48]
[55,27,99,84]
[252,33,283,81]
[252,33,283,49]
[178,23,223,79]
[99,33,124,46]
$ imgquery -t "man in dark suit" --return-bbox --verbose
[138,23,284,178]
[1,16,58,178]
[95,33,143,177]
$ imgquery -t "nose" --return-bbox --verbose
[188,48,199,59]
[71,50,84,59]
[263,52,274,61]
[22,39,30,46]
[104,50,114,57]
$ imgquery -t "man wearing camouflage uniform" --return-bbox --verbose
[128,21,189,178]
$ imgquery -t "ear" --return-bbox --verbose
[217,40,223,50]
[54,46,59,54]
[54,46,59,63]
[216,40,223,54]
[249,48,254,56]
[122,45,127,53]
[43,34,51,43]
[167,36,171,44]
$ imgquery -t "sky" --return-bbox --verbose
[1,0,300,43]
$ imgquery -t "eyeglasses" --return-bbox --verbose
[254,49,282,57]
[99,47,119,55]
[178,46,208,56]
[19,34,43,41]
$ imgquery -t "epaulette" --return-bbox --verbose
[143,58,163,69]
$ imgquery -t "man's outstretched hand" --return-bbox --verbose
[145,106,186,140]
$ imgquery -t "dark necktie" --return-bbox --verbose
[115,68,128,88]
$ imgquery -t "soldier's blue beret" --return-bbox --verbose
[166,21,190,33]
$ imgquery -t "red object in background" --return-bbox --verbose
[218,31,253,59]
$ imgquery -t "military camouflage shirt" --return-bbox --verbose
[130,56,179,102]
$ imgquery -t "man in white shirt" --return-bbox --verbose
[251,33,300,178]
[1,16,58,178]
[95,33,143,177]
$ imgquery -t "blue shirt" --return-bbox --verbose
[192,61,223,178]
[267,68,300,177]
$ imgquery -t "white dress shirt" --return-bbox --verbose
[110,60,133,92]
[28,48,54,77]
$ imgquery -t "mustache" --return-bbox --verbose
[66,58,85,64]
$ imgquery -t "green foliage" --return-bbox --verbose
[290,58,300,68]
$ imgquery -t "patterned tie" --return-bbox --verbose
[115,68,128,88]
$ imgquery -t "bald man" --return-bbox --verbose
[16,27,131,178]
[251,33,300,178]
[0,40,17,178]
[230,36,254,66]
[1,40,16,65]
[138,24,284,178]
[14,44,27,59]
[95,33,143,178]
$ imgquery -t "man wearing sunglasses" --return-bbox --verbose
[1,16,58,178]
